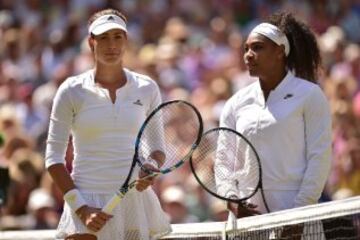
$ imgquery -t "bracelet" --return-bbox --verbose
[63,188,87,212]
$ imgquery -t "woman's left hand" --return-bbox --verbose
[135,163,159,191]
[227,201,261,218]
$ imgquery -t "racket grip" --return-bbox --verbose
[226,210,238,230]
[102,193,123,214]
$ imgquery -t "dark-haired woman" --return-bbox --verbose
[220,11,332,220]
[45,9,170,240]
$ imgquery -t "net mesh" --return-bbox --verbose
[0,196,359,240]
[161,196,360,240]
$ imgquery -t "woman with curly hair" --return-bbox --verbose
[221,10,331,219]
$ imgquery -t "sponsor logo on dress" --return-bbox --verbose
[283,94,293,99]
[133,99,143,106]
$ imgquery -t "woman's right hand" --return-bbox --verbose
[75,205,113,232]
[227,201,261,218]
[136,163,159,191]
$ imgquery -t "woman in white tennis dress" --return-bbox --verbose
[45,8,171,240]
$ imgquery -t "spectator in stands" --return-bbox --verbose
[334,137,360,196]
[27,188,58,229]
[161,185,198,224]
[5,149,43,216]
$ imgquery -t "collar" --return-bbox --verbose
[255,71,294,103]
[271,71,293,96]
[84,68,132,91]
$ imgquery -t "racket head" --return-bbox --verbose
[134,100,203,173]
[190,127,262,204]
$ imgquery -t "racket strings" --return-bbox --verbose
[138,102,202,171]
[191,128,260,201]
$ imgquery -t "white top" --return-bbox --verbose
[45,68,161,193]
[220,72,332,207]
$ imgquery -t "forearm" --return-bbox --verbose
[48,163,89,214]
[47,163,76,195]
[48,164,111,232]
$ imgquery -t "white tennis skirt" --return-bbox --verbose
[55,188,171,240]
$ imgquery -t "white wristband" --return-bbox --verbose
[63,189,87,212]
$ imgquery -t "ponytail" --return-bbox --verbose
[267,12,321,83]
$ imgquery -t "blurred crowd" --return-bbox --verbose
[0,0,360,231]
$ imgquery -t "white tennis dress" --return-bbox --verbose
[45,68,171,239]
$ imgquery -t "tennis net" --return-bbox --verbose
[0,196,359,240]
[161,196,360,240]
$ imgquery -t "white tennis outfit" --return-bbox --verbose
[220,72,332,213]
[45,68,171,239]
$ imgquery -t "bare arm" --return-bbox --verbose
[47,163,75,195]
[48,163,112,232]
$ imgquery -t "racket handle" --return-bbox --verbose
[102,193,124,214]
[226,210,238,230]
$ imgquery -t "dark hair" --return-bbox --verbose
[88,8,127,28]
[267,12,321,83]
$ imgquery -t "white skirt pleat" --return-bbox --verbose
[55,188,171,240]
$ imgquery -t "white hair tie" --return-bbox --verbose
[250,23,290,56]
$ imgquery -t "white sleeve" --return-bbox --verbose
[216,99,238,198]
[214,129,238,198]
[142,80,164,162]
[220,97,236,130]
[45,81,75,168]
[293,86,332,207]
[147,81,162,116]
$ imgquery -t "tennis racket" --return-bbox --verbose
[189,127,270,219]
[102,100,203,214]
